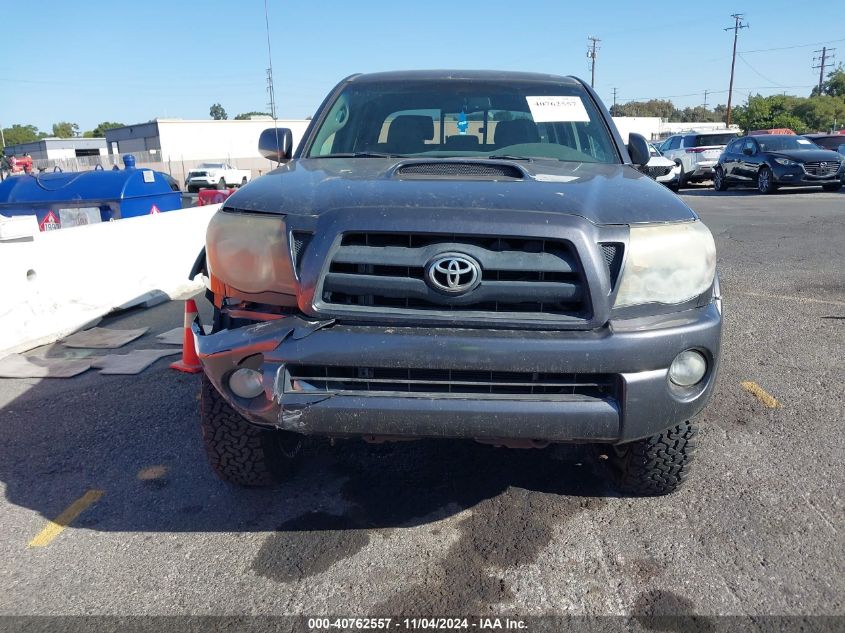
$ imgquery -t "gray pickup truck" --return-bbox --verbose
[191,70,721,495]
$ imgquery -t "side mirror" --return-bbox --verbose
[742,147,753,156]
[627,133,650,167]
[258,127,293,162]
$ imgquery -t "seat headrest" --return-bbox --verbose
[494,119,540,147]
[386,115,435,152]
[444,135,480,150]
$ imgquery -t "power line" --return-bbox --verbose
[812,46,836,94]
[741,37,845,55]
[586,36,601,88]
[737,53,784,88]
[725,13,750,127]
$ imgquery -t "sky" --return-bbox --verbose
[1,0,844,134]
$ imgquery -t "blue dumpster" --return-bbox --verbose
[0,155,182,231]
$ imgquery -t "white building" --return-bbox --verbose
[2,137,107,160]
[612,117,739,143]
[104,118,310,162]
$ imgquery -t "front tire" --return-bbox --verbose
[608,421,697,496]
[200,375,301,486]
[757,166,777,194]
[675,163,686,190]
[713,167,729,191]
[822,183,842,192]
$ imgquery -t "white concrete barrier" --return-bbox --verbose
[0,204,220,356]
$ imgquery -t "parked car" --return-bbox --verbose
[658,130,739,188]
[802,133,845,155]
[185,162,251,192]
[714,134,844,193]
[644,143,681,191]
[190,70,722,496]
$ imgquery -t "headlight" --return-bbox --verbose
[206,210,296,297]
[774,158,796,166]
[614,221,716,308]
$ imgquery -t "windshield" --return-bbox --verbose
[757,136,820,152]
[306,80,619,163]
[805,136,844,151]
[689,133,737,147]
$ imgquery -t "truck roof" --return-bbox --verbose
[345,70,582,85]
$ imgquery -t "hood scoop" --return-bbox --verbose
[394,161,524,180]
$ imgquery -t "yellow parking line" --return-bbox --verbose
[740,381,782,409]
[28,490,104,548]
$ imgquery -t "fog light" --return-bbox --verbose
[669,350,707,387]
[228,368,264,398]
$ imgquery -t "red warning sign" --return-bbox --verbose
[39,211,60,231]
[150,205,161,214]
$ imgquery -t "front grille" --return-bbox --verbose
[642,165,673,178]
[286,365,617,399]
[396,162,523,179]
[600,243,624,289]
[290,231,313,273]
[803,161,841,176]
[190,172,207,177]
[319,232,590,321]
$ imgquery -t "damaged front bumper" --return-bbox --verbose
[192,303,721,444]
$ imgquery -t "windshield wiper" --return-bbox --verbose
[316,152,406,159]
[487,154,533,162]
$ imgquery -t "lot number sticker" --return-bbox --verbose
[526,96,590,123]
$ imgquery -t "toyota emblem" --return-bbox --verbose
[425,254,481,294]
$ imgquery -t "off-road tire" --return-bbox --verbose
[200,374,300,486]
[822,183,842,192]
[609,421,697,496]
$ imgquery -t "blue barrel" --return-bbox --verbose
[0,155,182,231]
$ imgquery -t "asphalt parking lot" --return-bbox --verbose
[1,185,843,628]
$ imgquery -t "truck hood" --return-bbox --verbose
[225,158,698,225]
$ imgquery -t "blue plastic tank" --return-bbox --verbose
[0,155,182,230]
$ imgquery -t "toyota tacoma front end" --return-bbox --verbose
[193,71,722,495]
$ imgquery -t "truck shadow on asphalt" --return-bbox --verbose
[0,368,613,540]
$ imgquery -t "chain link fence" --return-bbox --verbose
[31,152,277,187]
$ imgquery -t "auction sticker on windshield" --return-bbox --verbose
[525,96,590,122]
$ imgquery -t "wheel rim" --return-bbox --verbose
[715,170,722,189]
[759,169,770,191]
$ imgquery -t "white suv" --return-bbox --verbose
[659,131,738,188]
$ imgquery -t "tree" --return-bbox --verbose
[83,121,124,138]
[2,123,43,146]
[209,103,228,120]
[732,95,808,134]
[810,65,845,98]
[609,99,675,119]
[794,95,845,132]
[52,121,79,138]
[234,111,271,120]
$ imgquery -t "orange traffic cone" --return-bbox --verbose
[169,299,203,373]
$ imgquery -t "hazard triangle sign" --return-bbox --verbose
[39,211,60,231]
[150,205,161,214]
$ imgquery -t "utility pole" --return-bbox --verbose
[266,68,277,119]
[702,90,709,110]
[586,36,601,88]
[612,87,618,109]
[724,13,749,127]
[813,46,835,95]
[264,0,277,120]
